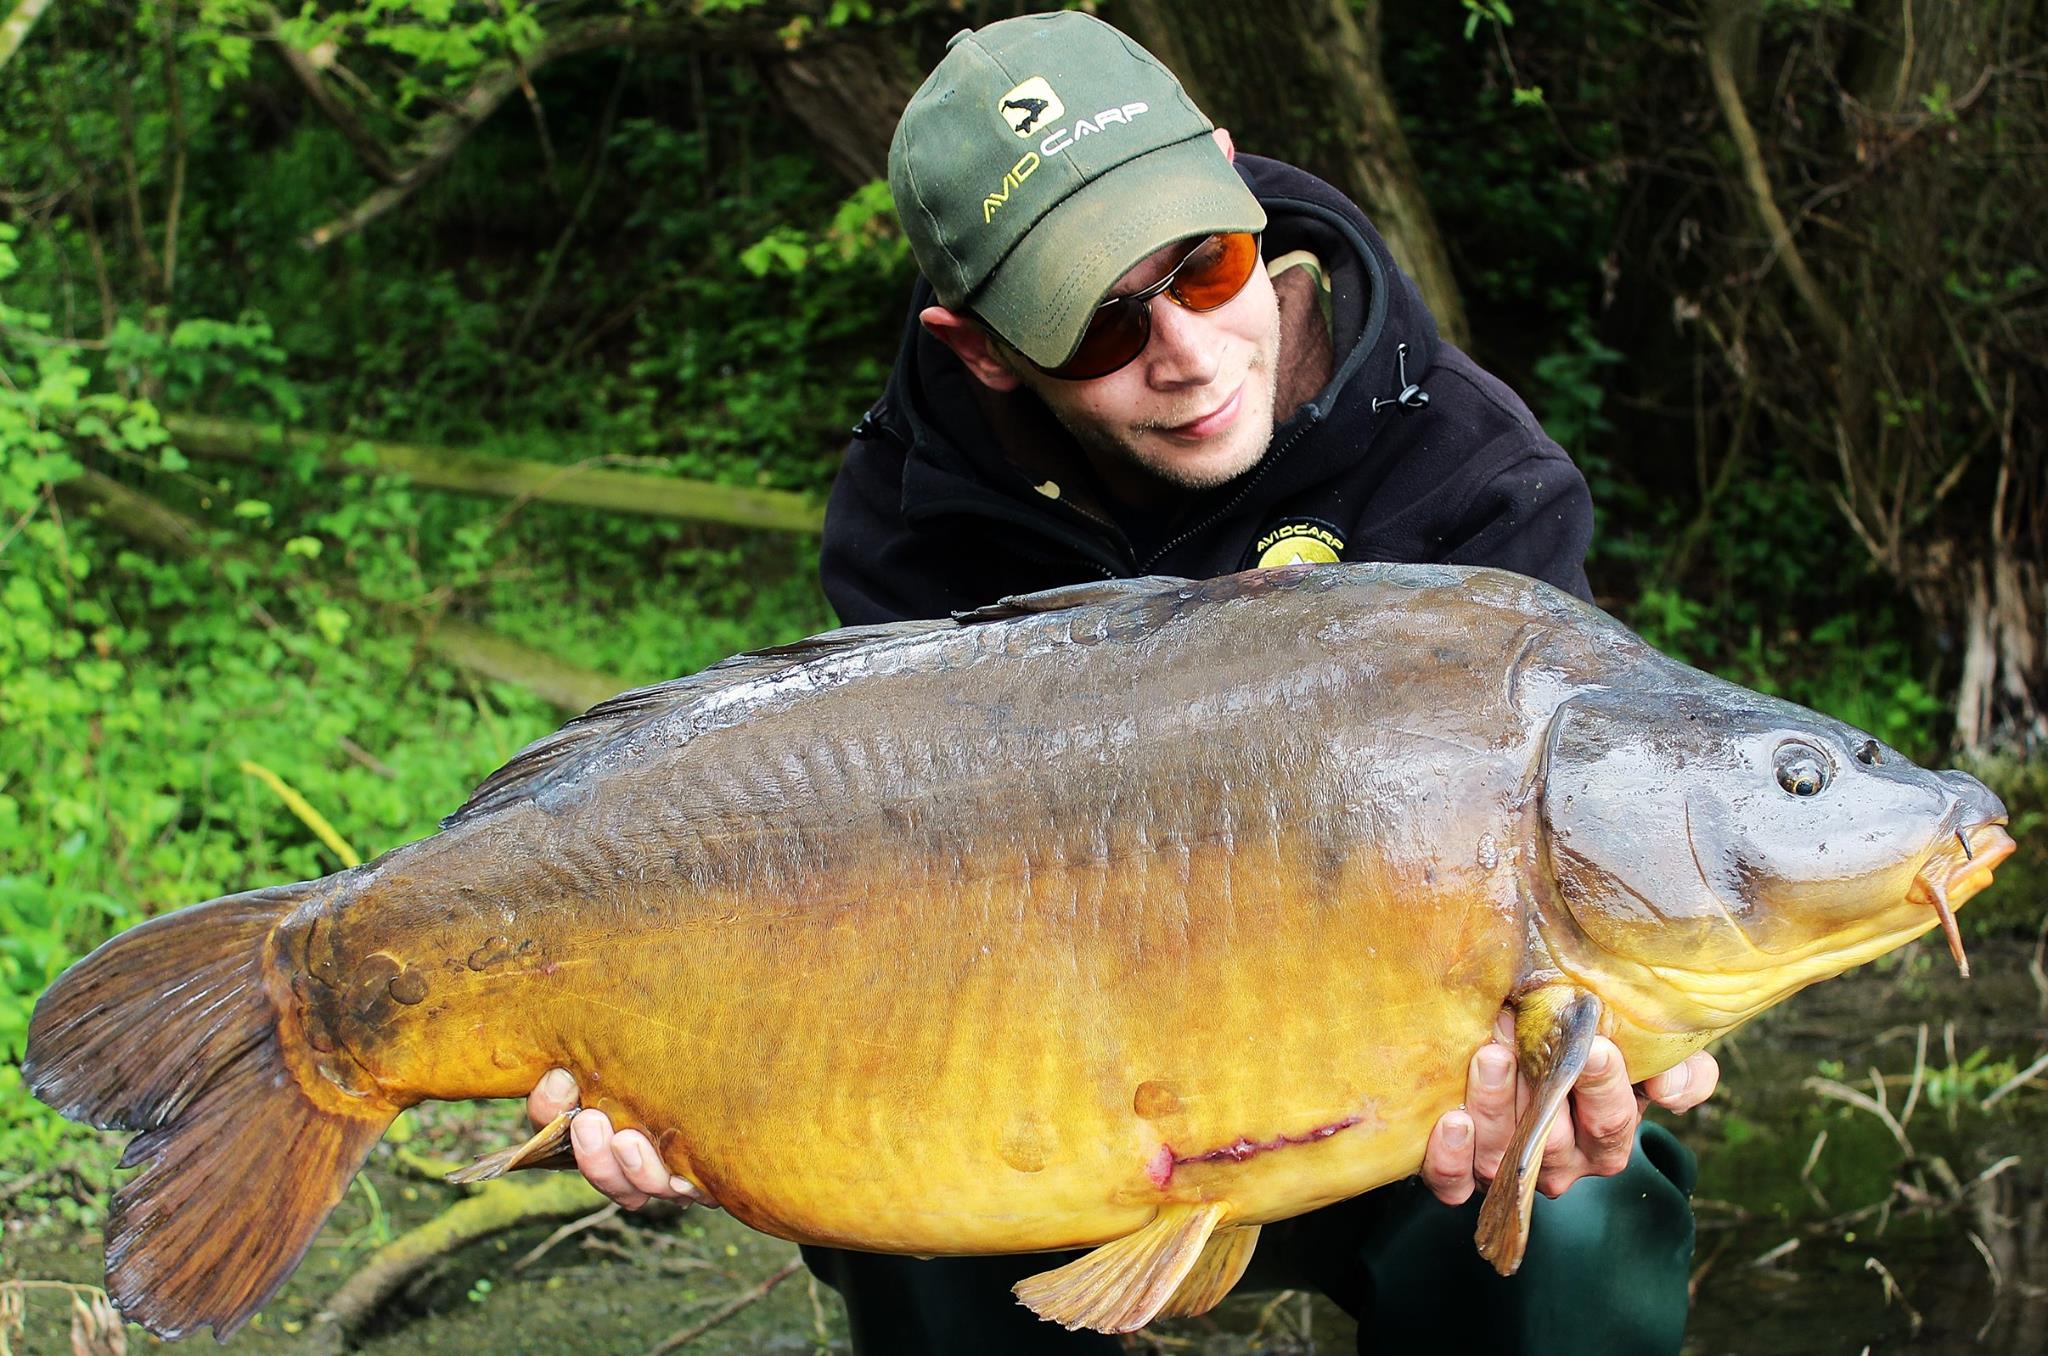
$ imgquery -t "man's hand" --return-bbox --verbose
[526,1068,720,1212]
[1418,1016,1718,1207]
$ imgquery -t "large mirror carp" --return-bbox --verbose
[25,563,2015,1340]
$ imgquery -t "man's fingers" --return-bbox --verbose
[1642,1050,1720,1114]
[570,1110,649,1210]
[527,1066,578,1126]
[1571,1038,1640,1170]
[1467,1044,1518,1182]
[1420,1110,1477,1206]
[610,1129,679,1200]
[1536,1038,1639,1196]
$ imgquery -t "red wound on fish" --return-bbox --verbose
[1171,1114,1366,1173]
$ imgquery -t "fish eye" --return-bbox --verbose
[1855,739,1882,766]
[1774,743,1831,796]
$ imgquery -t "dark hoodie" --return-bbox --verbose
[821,154,1592,625]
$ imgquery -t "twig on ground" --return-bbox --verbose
[1899,1024,1928,1127]
[513,1203,620,1272]
[1799,1128,1830,1212]
[1749,1238,1801,1269]
[1981,1050,2048,1110]
[643,1256,804,1356]
[1864,1255,1924,1335]
[1805,1075,1914,1157]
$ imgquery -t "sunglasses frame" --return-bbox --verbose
[991,231,1263,383]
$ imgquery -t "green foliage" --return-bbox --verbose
[0,17,857,1173]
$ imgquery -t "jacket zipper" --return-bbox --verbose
[1138,415,1317,572]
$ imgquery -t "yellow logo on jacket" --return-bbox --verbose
[1250,520,1345,569]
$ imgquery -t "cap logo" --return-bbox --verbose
[981,152,1042,224]
[999,77,1063,138]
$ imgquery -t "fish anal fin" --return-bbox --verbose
[446,1107,579,1184]
[1156,1222,1261,1320]
[1473,986,1604,1277]
[1014,1202,1229,1333]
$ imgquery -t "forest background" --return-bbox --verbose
[1,1,2045,1352]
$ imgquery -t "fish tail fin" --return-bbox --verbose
[24,881,398,1340]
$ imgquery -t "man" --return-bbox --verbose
[531,11,1719,1352]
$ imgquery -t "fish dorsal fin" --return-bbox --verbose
[441,616,959,828]
[1155,1222,1261,1319]
[954,575,1192,623]
[1012,1201,1229,1333]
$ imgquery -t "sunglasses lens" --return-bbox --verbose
[1038,232,1261,380]
[1047,302,1151,381]
[1172,232,1260,311]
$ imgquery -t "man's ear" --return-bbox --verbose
[1212,127,1235,162]
[920,306,1024,392]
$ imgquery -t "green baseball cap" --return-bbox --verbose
[888,11,1266,370]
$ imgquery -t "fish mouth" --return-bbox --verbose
[1906,821,2015,979]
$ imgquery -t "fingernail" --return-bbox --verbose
[1478,1049,1513,1089]
[670,1176,696,1199]
[570,1111,603,1151]
[1663,1062,1691,1096]
[1444,1116,1471,1148]
[1587,1047,1612,1077]
[617,1139,643,1172]
[541,1069,576,1101]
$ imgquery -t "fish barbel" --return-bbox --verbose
[24,564,2014,1338]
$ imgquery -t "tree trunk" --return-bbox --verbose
[761,33,925,186]
[1114,0,1469,346]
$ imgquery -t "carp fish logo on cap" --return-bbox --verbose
[1245,518,1347,570]
[999,76,1063,137]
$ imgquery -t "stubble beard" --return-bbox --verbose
[1043,307,1284,494]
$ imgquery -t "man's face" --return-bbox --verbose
[1010,238,1282,494]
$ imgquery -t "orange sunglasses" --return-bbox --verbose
[1001,231,1262,382]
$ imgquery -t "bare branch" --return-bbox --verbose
[1703,1,1852,362]
[160,0,188,300]
[161,413,825,535]
[300,15,802,250]
[261,7,401,183]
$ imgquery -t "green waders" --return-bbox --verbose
[800,1122,1696,1355]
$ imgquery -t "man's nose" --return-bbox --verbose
[1141,296,1222,388]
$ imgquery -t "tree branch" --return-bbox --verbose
[162,413,826,535]
[300,15,801,250]
[1703,0,1852,363]
[0,0,54,72]
[261,6,402,184]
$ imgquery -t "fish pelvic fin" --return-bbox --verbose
[1473,985,1605,1277]
[1154,1222,1261,1320]
[447,1106,580,1183]
[23,880,398,1340]
[1013,1202,1231,1333]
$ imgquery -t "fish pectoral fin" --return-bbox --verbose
[1155,1222,1261,1320]
[1013,1202,1231,1333]
[1473,986,1604,1277]
[446,1107,579,1185]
